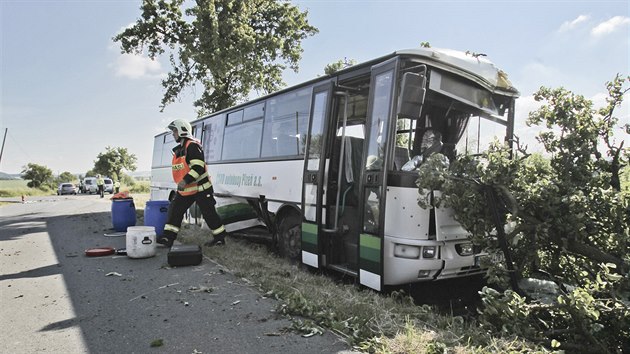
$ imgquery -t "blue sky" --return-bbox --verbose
[1,0,628,175]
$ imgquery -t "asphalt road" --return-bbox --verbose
[0,195,353,354]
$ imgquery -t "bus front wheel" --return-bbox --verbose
[277,213,301,261]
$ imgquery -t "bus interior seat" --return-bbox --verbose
[333,136,363,208]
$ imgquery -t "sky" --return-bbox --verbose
[1,0,628,175]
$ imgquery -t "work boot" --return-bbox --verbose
[156,235,175,248]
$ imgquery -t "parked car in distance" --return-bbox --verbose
[82,177,97,194]
[104,178,114,194]
[57,183,77,195]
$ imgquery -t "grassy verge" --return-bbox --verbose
[177,226,544,353]
[0,179,52,198]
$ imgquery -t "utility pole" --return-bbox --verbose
[0,128,7,166]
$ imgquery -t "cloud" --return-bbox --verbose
[114,53,163,79]
[591,16,630,36]
[558,15,590,32]
[590,92,609,108]
[514,94,546,152]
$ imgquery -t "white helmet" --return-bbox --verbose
[167,119,192,141]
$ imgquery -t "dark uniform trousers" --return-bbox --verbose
[162,186,226,241]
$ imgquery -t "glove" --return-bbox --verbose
[177,180,186,191]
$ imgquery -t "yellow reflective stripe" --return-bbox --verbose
[183,186,198,193]
[189,159,205,167]
[211,225,225,235]
[188,170,200,179]
[198,181,212,191]
[164,224,180,233]
[196,171,208,181]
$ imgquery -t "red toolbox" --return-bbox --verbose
[167,245,202,266]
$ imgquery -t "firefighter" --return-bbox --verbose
[96,174,105,198]
[157,119,227,248]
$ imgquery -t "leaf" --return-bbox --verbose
[150,339,164,347]
[551,339,561,348]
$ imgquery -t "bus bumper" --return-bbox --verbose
[383,236,485,285]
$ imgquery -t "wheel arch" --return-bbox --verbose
[274,202,302,260]
[274,202,301,230]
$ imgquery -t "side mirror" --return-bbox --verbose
[397,68,427,119]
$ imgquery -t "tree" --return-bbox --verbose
[21,163,53,189]
[113,0,318,114]
[93,147,138,181]
[57,171,76,183]
[323,58,357,75]
[416,75,630,352]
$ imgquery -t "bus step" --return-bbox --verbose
[328,264,357,277]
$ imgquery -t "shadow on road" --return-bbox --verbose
[1,201,351,354]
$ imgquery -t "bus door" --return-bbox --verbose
[301,82,334,269]
[357,58,399,291]
[320,79,370,277]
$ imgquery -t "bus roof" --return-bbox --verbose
[395,47,519,97]
[156,47,519,137]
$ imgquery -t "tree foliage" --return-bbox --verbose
[57,171,76,183]
[113,0,318,113]
[93,146,137,181]
[323,58,357,75]
[417,75,630,352]
[21,163,53,189]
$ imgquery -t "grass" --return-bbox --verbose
[177,226,545,353]
[0,179,52,198]
[0,179,151,198]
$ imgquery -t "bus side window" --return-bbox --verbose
[276,133,299,156]
[261,87,311,158]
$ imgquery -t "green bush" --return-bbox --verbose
[129,181,149,193]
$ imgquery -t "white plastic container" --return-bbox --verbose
[126,226,156,259]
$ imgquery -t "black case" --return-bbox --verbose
[167,245,202,266]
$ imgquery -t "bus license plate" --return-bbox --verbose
[475,253,504,267]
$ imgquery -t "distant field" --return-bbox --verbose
[0,179,52,198]
[0,179,28,188]
[0,179,151,198]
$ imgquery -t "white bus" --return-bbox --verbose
[151,47,519,291]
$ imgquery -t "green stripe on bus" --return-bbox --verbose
[301,222,318,253]
[360,233,381,249]
[360,233,381,275]
[213,203,258,224]
[360,247,380,263]
[360,259,381,275]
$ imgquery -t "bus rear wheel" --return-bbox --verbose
[277,213,301,261]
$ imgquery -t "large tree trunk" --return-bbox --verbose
[563,237,627,273]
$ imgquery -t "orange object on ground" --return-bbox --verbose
[111,191,131,200]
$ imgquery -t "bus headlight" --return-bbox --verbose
[394,244,420,259]
[422,246,436,259]
[456,242,474,256]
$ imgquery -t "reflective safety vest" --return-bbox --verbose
[172,139,211,196]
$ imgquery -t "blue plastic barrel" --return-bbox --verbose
[111,199,137,232]
[144,200,170,236]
